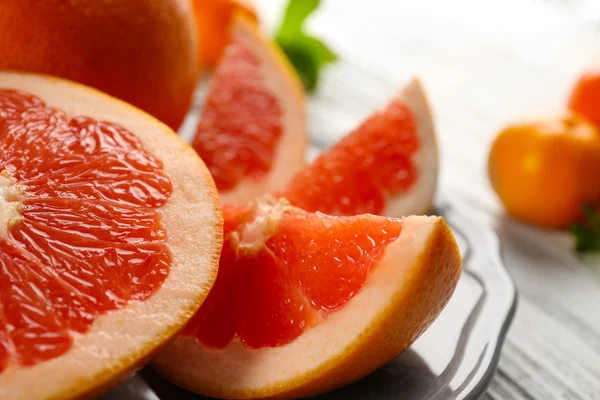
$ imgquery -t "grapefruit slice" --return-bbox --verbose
[0,72,222,400]
[276,78,437,217]
[191,16,307,205]
[153,196,461,399]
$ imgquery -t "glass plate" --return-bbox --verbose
[102,188,517,400]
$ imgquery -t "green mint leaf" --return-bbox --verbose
[278,35,338,91]
[571,206,600,253]
[276,0,320,39]
[275,0,337,92]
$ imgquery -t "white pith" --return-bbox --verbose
[235,197,287,252]
[153,215,440,396]
[218,18,306,206]
[0,170,23,238]
[0,72,222,400]
[383,77,438,217]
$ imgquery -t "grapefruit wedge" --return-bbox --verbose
[277,78,437,217]
[154,197,461,399]
[0,72,222,400]
[191,16,307,205]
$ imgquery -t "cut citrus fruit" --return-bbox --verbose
[276,78,437,217]
[192,0,259,68]
[0,72,222,400]
[0,0,199,131]
[191,15,307,205]
[154,196,461,399]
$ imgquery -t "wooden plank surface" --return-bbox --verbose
[253,0,600,398]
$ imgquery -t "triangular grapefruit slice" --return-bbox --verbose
[153,197,461,399]
[0,72,222,400]
[276,78,437,217]
[191,16,307,205]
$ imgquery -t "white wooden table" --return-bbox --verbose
[253,1,600,398]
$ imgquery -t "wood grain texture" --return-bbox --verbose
[254,0,600,398]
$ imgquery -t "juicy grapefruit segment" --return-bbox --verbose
[191,16,306,205]
[154,198,461,399]
[186,198,404,349]
[0,87,173,370]
[276,78,437,217]
[0,72,222,400]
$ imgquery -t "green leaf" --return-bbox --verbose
[276,0,320,39]
[570,206,600,253]
[274,0,337,92]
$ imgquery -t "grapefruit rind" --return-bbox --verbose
[0,72,223,400]
[153,215,461,399]
[216,16,306,205]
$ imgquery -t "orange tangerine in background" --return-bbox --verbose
[0,0,198,130]
[488,114,600,229]
[192,0,259,68]
[569,69,600,129]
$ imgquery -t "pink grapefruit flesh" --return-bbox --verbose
[191,16,306,205]
[154,197,461,399]
[185,200,404,349]
[0,88,173,369]
[276,78,437,217]
[0,71,222,400]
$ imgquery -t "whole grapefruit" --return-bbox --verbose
[0,0,198,130]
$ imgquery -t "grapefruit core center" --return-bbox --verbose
[0,170,24,238]
[184,197,404,349]
[0,89,173,372]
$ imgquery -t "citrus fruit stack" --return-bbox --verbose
[150,15,459,399]
[0,72,222,400]
[0,6,461,400]
[192,16,436,216]
[154,197,461,399]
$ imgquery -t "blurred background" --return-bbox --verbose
[254,0,600,207]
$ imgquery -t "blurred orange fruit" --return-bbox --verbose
[0,0,198,130]
[192,0,259,68]
[488,114,600,229]
[569,69,600,128]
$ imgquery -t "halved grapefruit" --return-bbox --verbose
[191,16,307,205]
[153,196,461,399]
[276,77,437,217]
[0,72,222,400]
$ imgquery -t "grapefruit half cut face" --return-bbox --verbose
[0,72,222,400]
[191,16,307,206]
[277,78,438,217]
[154,197,461,399]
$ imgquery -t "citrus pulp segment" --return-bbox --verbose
[277,78,437,217]
[186,197,404,349]
[154,197,461,399]
[0,72,222,400]
[191,16,306,205]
